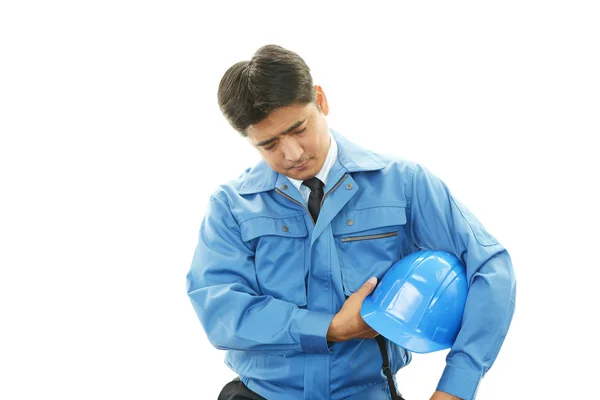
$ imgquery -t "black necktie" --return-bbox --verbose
[302,177,325,222]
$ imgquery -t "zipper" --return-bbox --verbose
[341,231,398,242]
[320,173,348,209]
[274,173,350,225]
[275,188,316,225]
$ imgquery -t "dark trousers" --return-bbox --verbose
[217,376,403,400]
[217,377,266,400]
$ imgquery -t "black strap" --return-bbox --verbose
[375,335,405,400]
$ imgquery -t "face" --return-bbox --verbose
[246,86,331,181]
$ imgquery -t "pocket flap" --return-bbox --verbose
[332,206,407,235]
[240,214,308,242]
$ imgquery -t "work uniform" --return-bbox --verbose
[186,130,516,400]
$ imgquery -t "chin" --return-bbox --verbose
[288,168,315,181]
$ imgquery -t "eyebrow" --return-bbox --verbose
[255,119,306,147]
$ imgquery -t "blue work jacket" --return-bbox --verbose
[186,131,516,400]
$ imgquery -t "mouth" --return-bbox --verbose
[293,159,310,170]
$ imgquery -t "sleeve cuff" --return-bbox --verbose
[297,310,335,354]
[437,364,482,400]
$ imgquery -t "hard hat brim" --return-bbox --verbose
[361,295,452,354]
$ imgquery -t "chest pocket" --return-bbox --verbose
[332,206,407,296]
[240,214,308,307]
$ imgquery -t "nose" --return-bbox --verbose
[281,137,303,162]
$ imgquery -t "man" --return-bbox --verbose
[186,44,516,400]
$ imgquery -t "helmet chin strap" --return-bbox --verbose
[375,335,405,400]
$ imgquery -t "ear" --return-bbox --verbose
[314,85,330,116]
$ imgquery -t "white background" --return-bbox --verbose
[1,1,599,399]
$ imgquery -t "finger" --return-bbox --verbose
[357,330,379,339]
[355,324,378,337]
[354,276,378,299]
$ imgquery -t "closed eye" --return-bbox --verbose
[261,127,305,151]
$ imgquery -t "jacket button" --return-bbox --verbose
[282,226,289,232]
[281,184,288,190]
[347,219,354,226]
[346,183,353,190]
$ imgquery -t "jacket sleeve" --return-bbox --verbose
[186,194,334,356]
[408,164,517,400]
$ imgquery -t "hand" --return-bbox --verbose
[326,277,379,342]
[429,391,462,400]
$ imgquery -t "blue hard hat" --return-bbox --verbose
[361,249,468,354]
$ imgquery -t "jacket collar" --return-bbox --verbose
[238,129,387,195]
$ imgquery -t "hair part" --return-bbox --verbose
[217,44,316,136]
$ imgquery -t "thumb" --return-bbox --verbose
[356,276,378,298]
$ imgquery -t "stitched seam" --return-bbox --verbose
[238,212,306,225]
[450,197,499,247]
[210,195,243,227]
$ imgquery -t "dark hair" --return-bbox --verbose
[217,44,316,136]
